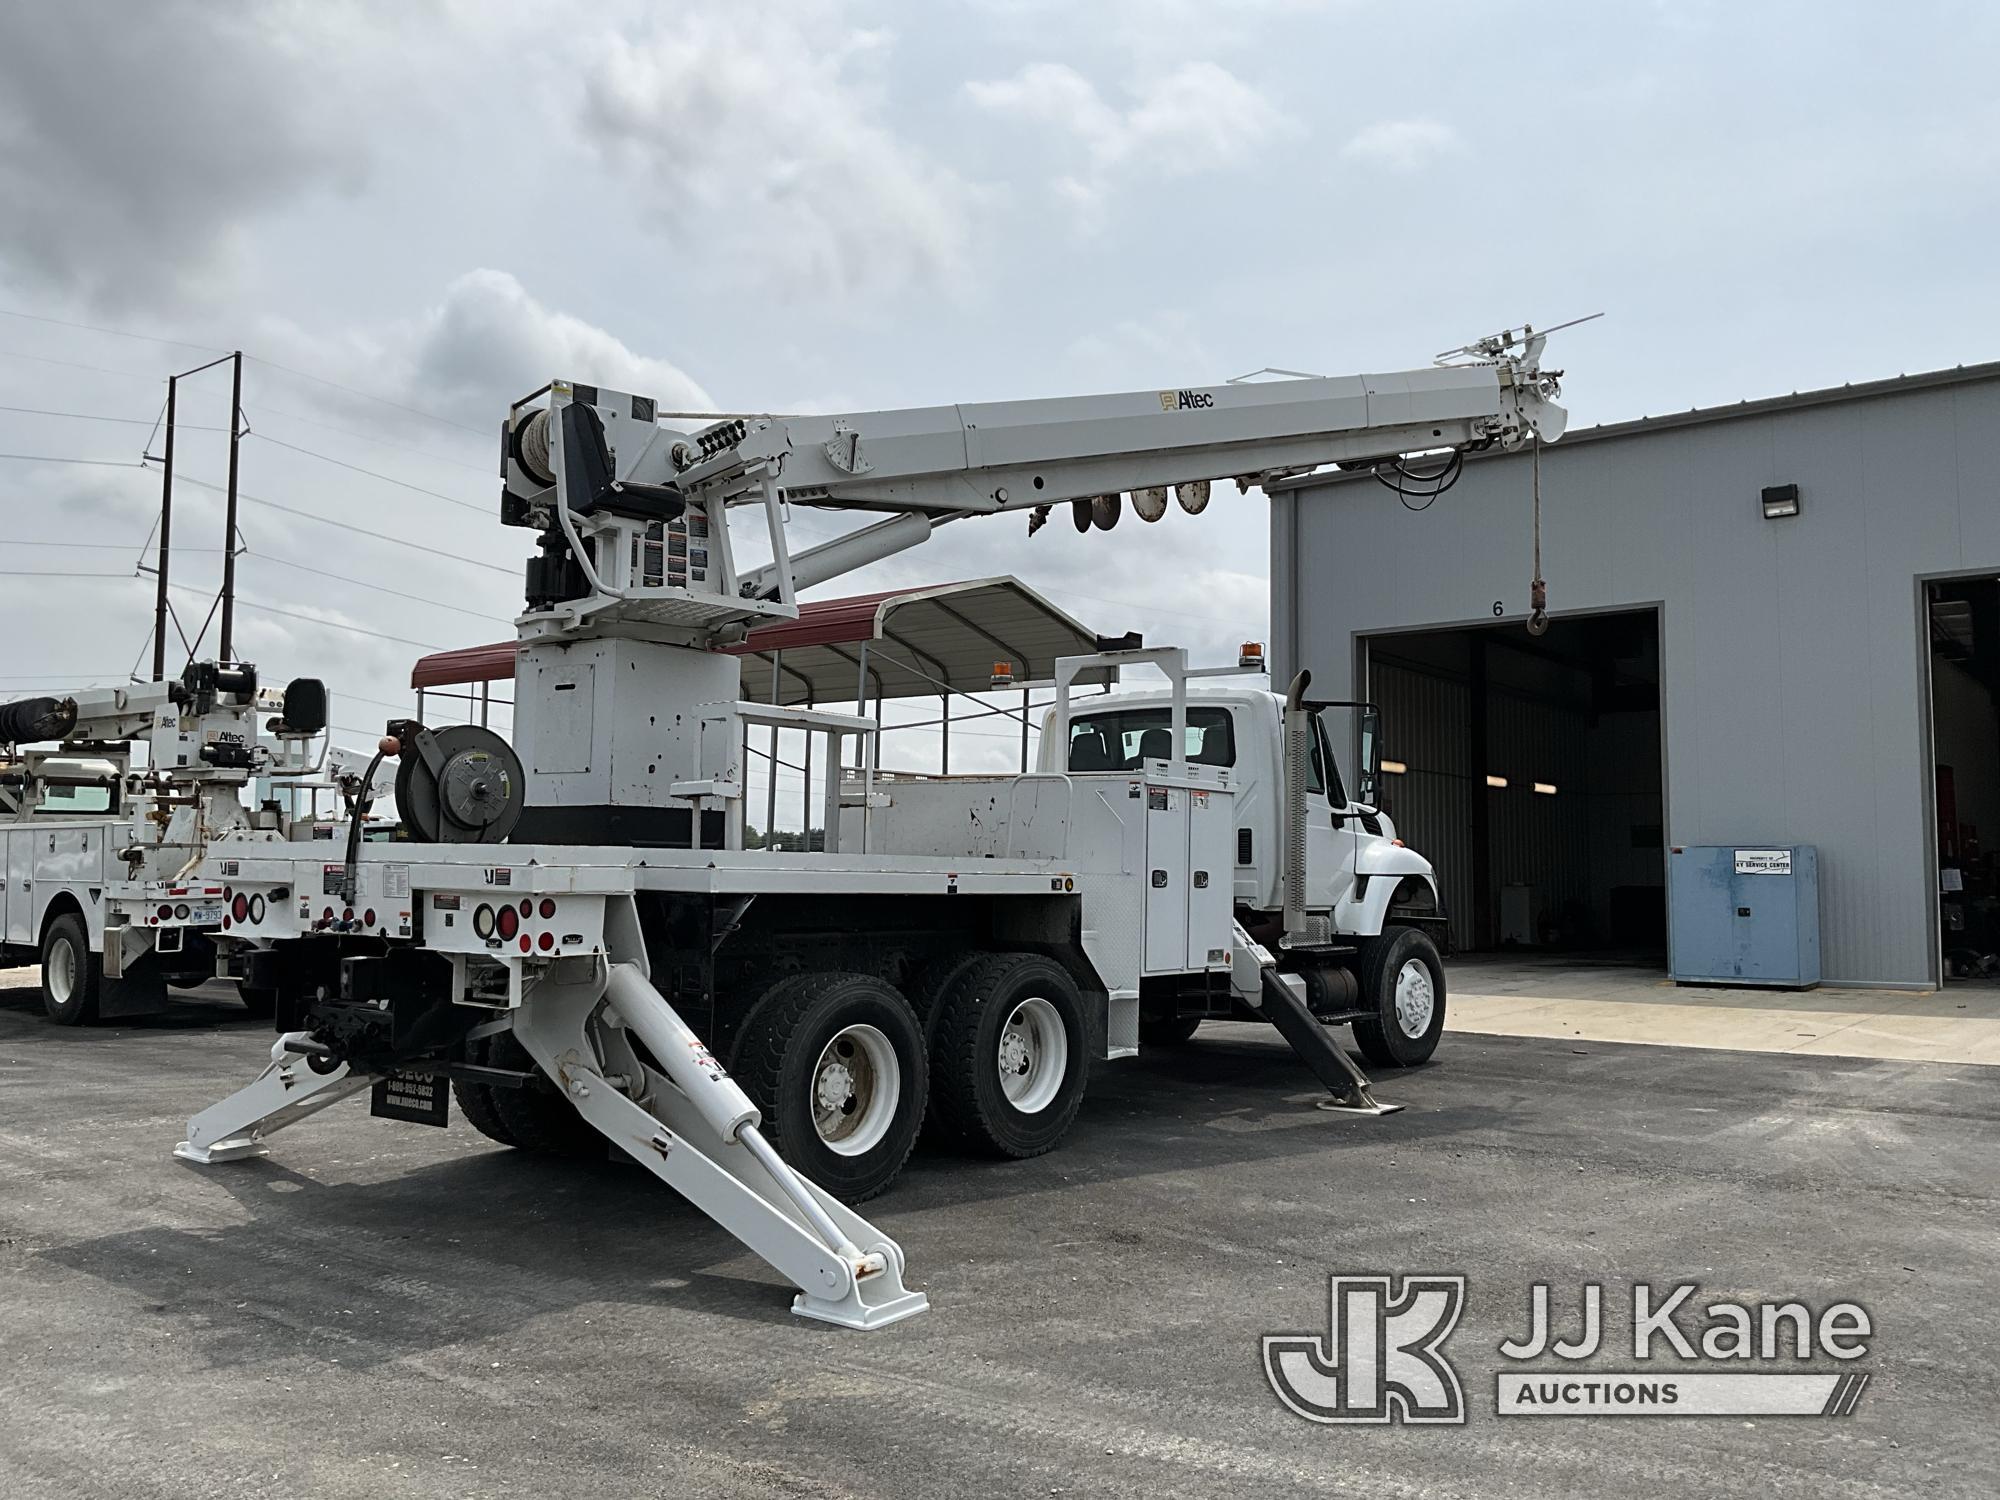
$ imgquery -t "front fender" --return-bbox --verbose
[1336,843,1442,937]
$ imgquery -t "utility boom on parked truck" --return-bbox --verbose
[1,664,327,1022]
[152,333,1568,1328]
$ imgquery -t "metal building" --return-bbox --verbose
[1270,361,2000,989]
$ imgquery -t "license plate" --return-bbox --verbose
[185,904,224,925]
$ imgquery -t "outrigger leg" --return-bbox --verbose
[175,1033,370,1163]
[171,962,927,1330]
[512,959,927,1328]
[1231,923,1401,1116]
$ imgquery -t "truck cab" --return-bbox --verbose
[1039,685,1445,943]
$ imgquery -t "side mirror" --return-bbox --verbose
[1357,707,1381,806]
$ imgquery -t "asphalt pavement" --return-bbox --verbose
[0,968,1991,1499]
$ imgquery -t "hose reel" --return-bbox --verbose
[394,724,526,844]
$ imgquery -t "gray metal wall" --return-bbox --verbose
[1272,367,2000,987]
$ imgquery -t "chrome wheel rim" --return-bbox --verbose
[1393,958,1435,1038]
[811,1023,900,1156]
[46,936,76,1006]
[997,996,1067,1114]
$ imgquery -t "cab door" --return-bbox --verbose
[1304,718,1359,912]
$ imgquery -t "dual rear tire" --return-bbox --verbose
[724,954,1092,1202]
[925,953,1087,1160]
[456,953,1095,1204]
[453,1031,604,1158]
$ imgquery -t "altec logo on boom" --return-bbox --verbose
[1264,1276,1874,1424]
[1159,388,1216,411]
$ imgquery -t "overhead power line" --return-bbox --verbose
[0,539,223,551]
[0,568,134,579]
[0,306,227,356]
[240,551,513,624]
[168,581,446,652]
[244,355,489,437]
[248,431,487,513]
[245,402,492,474]
[0,452,146,469]
[0,348,166,382]
[165,470,517,575]
[0,403,229,431]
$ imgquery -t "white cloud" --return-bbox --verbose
[255,269,712,430]
[966,60,1291,179]
[0,2,370,307]
[575,5,975,300]
[1339,117,1461,172]
[409,270,712,417]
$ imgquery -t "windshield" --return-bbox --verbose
[35,783,113,815]
[1067,706,1235,772]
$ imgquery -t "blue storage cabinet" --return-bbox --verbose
[1669,845,1820,988]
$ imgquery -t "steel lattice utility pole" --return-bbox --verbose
[217,350,244,661]
[151,375,178,680]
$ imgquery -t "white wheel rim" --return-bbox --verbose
[810,1023,901,1156]
[47,937,76,1005]
[997,996,1068,1114]
[1393,958,1435,1038]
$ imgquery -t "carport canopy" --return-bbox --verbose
[407,576,1118,708]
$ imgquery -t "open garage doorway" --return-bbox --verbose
[1360,608,1666,970]
[1927,577,2000,985]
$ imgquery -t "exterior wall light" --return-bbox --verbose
[1533,782,1558,795]
[1761,483,1801,519]
[1380,759,1408,775]
[1485,774,1508,788]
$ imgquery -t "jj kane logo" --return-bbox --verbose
[1265,1276,1873,1424]
[1264,1275,1467,1424]
[1158,388,1217,412]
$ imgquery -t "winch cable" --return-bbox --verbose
[1527,432,1549,636]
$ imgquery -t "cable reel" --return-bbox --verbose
[394,725,526,844]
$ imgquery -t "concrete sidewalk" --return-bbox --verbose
[1447,955,2000,1065]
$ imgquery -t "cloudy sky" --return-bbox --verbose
[1,1,1992,809]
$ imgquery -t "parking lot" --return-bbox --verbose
[1,966,1993,1500]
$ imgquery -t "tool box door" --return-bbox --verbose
[1143,785,1189,973]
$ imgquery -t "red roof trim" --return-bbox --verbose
[410,582,980,687]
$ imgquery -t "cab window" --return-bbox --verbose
[1313,721,1347,806]
[35,783,113,815]
[1067,707,1235,772]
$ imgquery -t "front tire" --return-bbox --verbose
[1351,925,1446,1067]
[731,971,927,1202]
[930,953,1087,1159]
[40,913,100,1026]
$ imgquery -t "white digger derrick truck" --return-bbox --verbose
[1,663,329,1023]
[150,331,1568,1328]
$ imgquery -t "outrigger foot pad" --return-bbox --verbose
[174,1135,270,1164]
